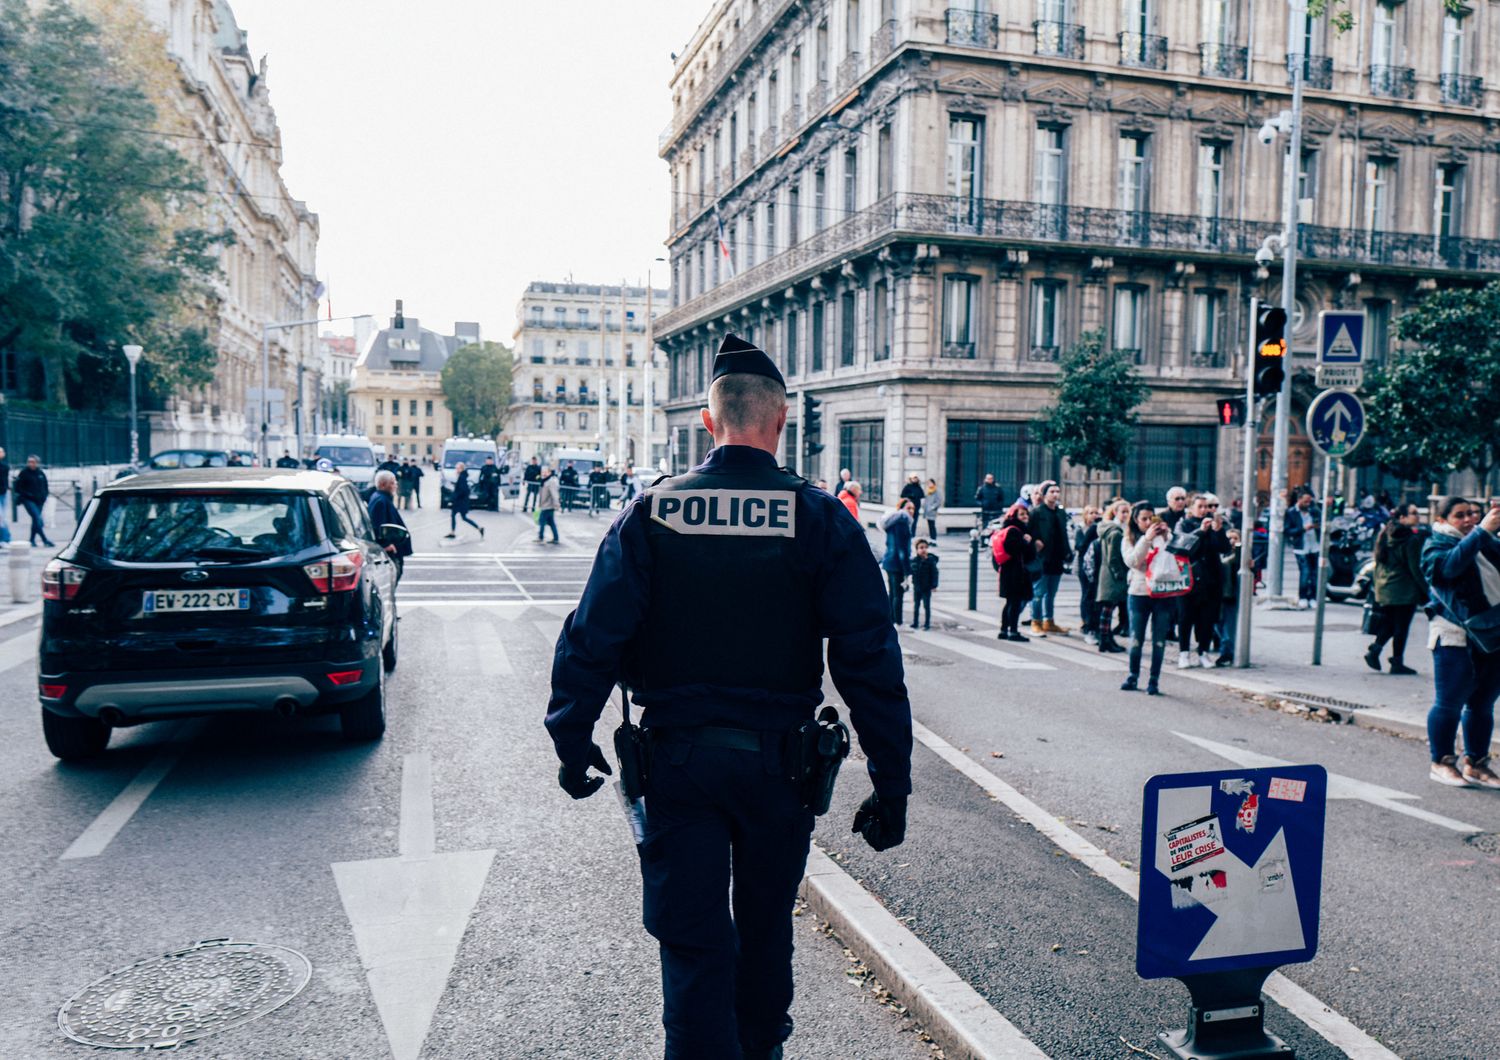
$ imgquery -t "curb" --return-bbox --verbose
[800,845,1047,1060]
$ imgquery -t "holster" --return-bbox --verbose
[785,706,851,815]
[614,720,649,801]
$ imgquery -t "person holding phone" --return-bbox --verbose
[1122,501,1175,695]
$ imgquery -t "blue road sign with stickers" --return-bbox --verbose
[1137,765,1327,981]
[1318,310,1366,365]
[1307,389,1365,459]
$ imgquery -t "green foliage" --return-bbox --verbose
[1308,0,1466,34]
[0,0,227,409]
[441,341,514,437]
[1037,330,1150,474]
[1357,281,1500,483]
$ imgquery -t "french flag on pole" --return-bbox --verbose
[714,206,735,278]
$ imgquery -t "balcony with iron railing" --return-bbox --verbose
[870,19,897,60]
[1439,72,1484,107]
[836,52,864,93]
[524,318,646,334]
[1118,32,1167,70]
[941,341,975,360]
[1287,54,1333,89]
[1368,64,1414,99]
[1116,348,1146,366]
[1035,20,1085,60]
[1199,42,1246,79]
[656,193,1500,338]
[1027,345,1061,364]
[946,8,998,49]
[1189,349,1225,369]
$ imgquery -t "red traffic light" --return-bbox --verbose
[1216,398,1246,427]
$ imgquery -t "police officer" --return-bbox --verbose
[545,334,912,1060]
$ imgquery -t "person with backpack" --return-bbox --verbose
[993,504,1038,642]
[1123,501,1179,694]
[1093,500,1130,654]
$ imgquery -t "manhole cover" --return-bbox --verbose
[59,938,311,1050]
[1465,832,1500,856]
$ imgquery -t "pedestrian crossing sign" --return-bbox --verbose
[1317,311,1366,365]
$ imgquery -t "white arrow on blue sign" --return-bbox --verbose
[1317,310,1366,365]
[1306,389,1365,458]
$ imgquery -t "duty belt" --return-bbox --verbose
[648,725,765,752]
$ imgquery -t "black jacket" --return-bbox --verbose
[367,490,413,557]
[974,482,1004,513]
[0,460,8,497]
[452,471,472,513]
[911,553,940,593]
[523,463,541,483]
[14,466,47,504]
[1179,516,1231,593]
[1030,503,1072,575]
[899,482,925,509]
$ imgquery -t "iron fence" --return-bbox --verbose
[0,404,147,469]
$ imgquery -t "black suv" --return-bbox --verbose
[37,469,404,759]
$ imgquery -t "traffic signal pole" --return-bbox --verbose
[1235,298,1260,668]
[1267,2,1307,599]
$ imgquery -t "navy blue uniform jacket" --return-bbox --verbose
[545,445,913,800]
[367,490,412,557]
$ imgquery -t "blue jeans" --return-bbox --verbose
[1030,572,1061,622]
[20,498,50,546]
[1217,600,1238,661]
[0,497,10,543]
[536,509,559,541]
[1428,644,1500,763]
[1128,595,1175,683]
[1294,552,1318,602]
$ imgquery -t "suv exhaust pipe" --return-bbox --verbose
[99,707,125,727]
[273,697,299,718]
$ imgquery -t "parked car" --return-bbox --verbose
[36,468,403,759]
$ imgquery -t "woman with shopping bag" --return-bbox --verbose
[1122,501,1191,694]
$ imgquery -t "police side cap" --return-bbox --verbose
[712,334,785,388]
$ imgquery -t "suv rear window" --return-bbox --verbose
[78,492,318,562]
[317,446,374,466]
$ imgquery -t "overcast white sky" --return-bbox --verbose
[229,0,709,342]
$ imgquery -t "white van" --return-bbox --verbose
[313,432,378,495]
[440,435,500,510]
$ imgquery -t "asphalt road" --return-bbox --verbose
[3,490,1497,1058]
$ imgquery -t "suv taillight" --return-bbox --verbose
[304,550,363,593]
[42,559,87,601]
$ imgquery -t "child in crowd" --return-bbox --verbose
[910,537,939,631]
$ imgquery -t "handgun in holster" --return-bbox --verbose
[613,684,649,800]
[787,706,851,816]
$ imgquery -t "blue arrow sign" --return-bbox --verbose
[1318,310,1366,365]
[1137,765,1327,981]
[1306,389,1365,458]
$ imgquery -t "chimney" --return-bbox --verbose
[393,299,405,329]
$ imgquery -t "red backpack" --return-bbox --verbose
[990,526,1012,570]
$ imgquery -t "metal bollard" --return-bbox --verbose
[8,541,34,603]
[968,529,979,612]
[73,481,83,523]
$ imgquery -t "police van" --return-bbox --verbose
[313,432,378,497]
[439,435,500,510]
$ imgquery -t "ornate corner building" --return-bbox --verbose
[655,0,1497,506]
[141,0,320,454]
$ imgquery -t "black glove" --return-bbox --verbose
[852,792,907,852]
[558,744,612,800]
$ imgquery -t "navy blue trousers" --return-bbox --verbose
[641,739,813,1059]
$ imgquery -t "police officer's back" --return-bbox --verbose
[545,335,912,1060]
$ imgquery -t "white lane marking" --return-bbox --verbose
[471,619,514,677]
[906,628,1053,671]
[912,721,1400,1060]
[334,752,495,1060]
[398,752,435,859]
[494,557,534,602]
[404,552,593,561]
[0,601,43,629]
[394,580,529,587]
[397,598,581,609]
[0,628,36,674]
[1172,731,1484,834]
[930,606,1125,672]
[60,721,204,860]
[803,845,1049,1059]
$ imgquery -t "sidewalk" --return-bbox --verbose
[882,533,1500,757]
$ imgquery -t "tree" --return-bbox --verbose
[1037,329,1150,479]
[441,341,514,437]
[1356,281,1500,488]
[0,0,226,409]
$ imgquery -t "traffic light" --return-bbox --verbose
[1254,306,1287,397]
[1215,397,1246,428]
[802,392,824,460]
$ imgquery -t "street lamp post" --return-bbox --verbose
[260,314,373,465]
[122,345,143,467]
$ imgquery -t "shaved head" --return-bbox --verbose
[707,374,787,434]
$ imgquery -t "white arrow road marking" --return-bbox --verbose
[905,628,1054,670]
[913,722,1399,1060]
[332,752,495,1060]
[60,720,205,860]
[1171,732,1484,834]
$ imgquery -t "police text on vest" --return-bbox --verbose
[653,489,796,537]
